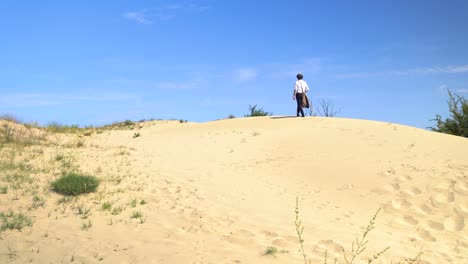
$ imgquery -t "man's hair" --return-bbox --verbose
[296,74,303,80]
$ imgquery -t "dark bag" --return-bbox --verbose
[299,81,310,108]
[301,93,310,108]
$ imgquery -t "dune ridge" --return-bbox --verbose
[0,117,467,263]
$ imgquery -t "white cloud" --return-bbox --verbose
[235,68,258,82]
[124,3,210,24]
[456,88,468,94]
[124,11,153,24]
[337,64,468,79]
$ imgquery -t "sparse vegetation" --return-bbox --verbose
[133,132,141,138]
[131,211,143,219]
[3,172,33,190]
[316,99,341,117]
[45,121,81,134]
[430,89,468,137]
[76,205,92,219]
[0,210,33,231]
[111,206,124,215]
[262,246,287,257]
[81,220,93,231]
[51,172,100,196]
[294,197,424,263]
[244,105,272,117]
[131,211,146,223]
[102,202,112,211]
[263,246,279,256]
[0,114,22,124]
[32,195,45,208]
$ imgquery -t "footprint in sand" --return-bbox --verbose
[391,216,419,228]
[430,192,455,207]
[402,215,419,226]
[417,227,436,242]
[235,229,256,238]
[454,180,468,196]
[373,183,400,194]
[431,179,456,191]
[414,204,433,216]
[400,187,422,198]
[396,175,413,182]
[272,239,291,247]
[444,213,465,231]
[455,201,468,215]
[318,240,344,254]
[393,199,412,209]
[426,220,445,231]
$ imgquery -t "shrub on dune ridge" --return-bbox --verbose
[430,89,468,138]
[244,105,272,117]
[52,172,99,196]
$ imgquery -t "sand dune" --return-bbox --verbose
[0,117,467,263]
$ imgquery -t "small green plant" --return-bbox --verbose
[244,104,272,117]
[81,220,92,231]
[76,205,91,219]
[102,202,112,211]
[51,172,100,196]
[32,195,45,208]
[111,206,123,215]
[57,196,74,204]
[0,185,7,194]
[131,211,143,219]
[0,210,33,231]
[131,211,146,223]
[264,246,278,256]
[133,132,141,138]
[130,199,138,208]
[140,199,147,205]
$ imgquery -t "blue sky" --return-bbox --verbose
[1,0,467,129]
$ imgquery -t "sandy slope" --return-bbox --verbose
[0,117,467,263]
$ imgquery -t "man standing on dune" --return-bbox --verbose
[293,73,310,117]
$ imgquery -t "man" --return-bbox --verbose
[293,73,310,117]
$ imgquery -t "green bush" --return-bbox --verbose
[244,105,272,117]
[430,90,468,138]
[52,172,100,195]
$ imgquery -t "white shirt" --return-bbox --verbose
[294,80,309,94]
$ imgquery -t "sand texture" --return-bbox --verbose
[0,117,467,263]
